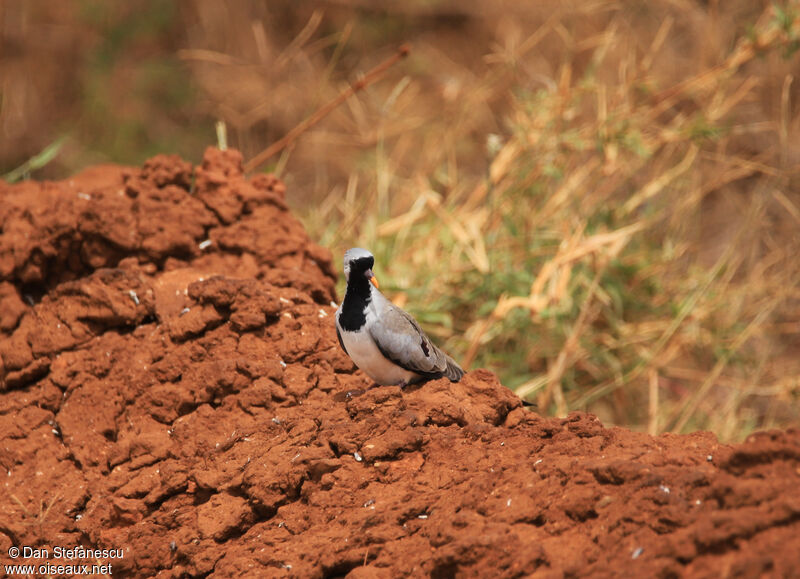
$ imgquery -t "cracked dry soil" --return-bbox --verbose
[1,149,799,578]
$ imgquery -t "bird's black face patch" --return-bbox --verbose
[348,256,374,276]
[339,256,375,332]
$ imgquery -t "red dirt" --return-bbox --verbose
[1,149,799,578]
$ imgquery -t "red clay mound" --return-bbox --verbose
[1,150,799,578]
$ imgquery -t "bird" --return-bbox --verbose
[335,247,465,386]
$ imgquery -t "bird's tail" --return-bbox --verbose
[443,355,465,382]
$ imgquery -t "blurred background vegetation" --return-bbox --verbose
[2,0,799,440]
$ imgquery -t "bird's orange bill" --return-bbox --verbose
[369,276,380,289]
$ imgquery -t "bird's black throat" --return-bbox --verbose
[339,276,372,331]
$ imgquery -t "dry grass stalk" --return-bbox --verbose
[244,44,410,173]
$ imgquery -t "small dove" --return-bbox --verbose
[335,248,465,386]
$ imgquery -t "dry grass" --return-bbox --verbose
[294,1,800,439]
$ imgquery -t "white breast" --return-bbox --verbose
[338,324,418,386]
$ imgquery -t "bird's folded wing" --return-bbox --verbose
[368,305,448,376]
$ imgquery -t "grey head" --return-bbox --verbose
[343,247,376,283]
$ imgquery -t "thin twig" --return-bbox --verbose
[648,368,659,436]
[244,44,410,173]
